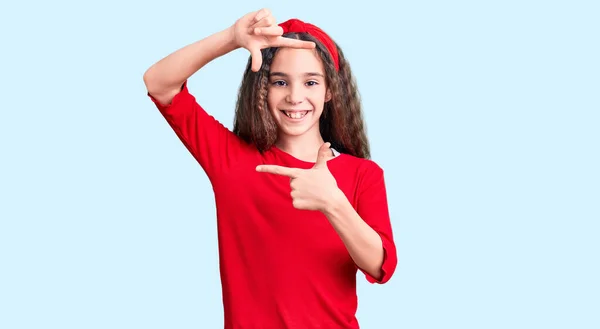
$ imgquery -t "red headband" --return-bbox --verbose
[278,18,340,71]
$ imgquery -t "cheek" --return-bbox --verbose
[266,89,280,112]
[314,85,328,100]
[309,90,328,109]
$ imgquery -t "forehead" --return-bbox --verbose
[270,48,325,74]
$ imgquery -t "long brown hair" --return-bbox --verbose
[232,32,370,159]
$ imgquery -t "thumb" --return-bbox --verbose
[313,142,332,169]
[249,46,263,72]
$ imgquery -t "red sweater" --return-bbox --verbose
[148,82,397,329]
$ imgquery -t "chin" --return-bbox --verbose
[279,125,315,137]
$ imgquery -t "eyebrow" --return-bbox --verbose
[269,72,325,78]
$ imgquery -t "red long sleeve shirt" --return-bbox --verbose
[148,82,397,329]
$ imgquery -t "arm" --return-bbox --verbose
[256,145,398,283]
[323,191,386,280]
[143,10,316,178]
[143,8,315,105]
[143,26,238,105]
[324,163,397,284]
[142,25,247,178]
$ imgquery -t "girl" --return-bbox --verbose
[143,8,397,329]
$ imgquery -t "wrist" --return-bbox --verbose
[321,188,348,217]
[223,25,241,51]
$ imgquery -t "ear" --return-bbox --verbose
[325,88,332,102]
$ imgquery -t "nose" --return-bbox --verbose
[285,84,305,105]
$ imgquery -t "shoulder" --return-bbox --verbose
[333,153,386,190]
[336,153,385,176]
[333,154,389,209]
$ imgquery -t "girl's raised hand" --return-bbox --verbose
[232,8,316,72]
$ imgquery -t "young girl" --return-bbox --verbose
[143,8,397,329]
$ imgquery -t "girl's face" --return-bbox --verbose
[267,48,331,139]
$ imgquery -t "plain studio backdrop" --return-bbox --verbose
[0,0,598,328]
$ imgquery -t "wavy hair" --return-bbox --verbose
[232,32,370,159]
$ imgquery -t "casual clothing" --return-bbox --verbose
[148,82,397,329]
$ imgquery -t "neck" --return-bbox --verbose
[275,131,325,163]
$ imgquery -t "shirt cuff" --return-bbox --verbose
[363,235,397,284]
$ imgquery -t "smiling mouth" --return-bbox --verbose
[280,110,311,119]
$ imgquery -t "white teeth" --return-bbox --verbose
[284,111,309,119]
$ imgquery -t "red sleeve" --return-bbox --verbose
[147,81,253,179]
[355,161,398,284]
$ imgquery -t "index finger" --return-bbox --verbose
[251,26,284,36]
[272,37,316,49]
[256,165,300,178]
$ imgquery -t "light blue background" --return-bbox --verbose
[1,0,598,328]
